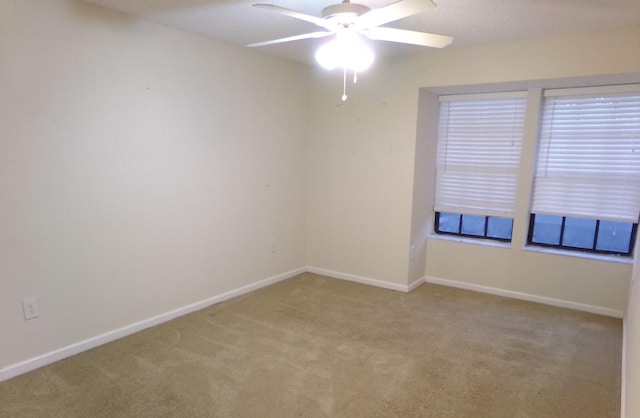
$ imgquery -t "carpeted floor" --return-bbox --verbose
[0,273,622,417]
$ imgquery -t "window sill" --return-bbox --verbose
[522,245,634,264]
[428,234,635,264]
[427,233,512,249]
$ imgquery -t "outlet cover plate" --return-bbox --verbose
[22,298,40,320]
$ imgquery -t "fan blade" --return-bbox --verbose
[357,0,436,29]
[253,4,325,26]
[247,31,334,47]
[364,27,452,48]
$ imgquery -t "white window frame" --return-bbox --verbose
[527,84,640,256]
[433,91,527,242]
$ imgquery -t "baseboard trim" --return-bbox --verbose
[0,267,306,383]
[407,276,426,292]
[621,314,627,418]
[424,276,624,318]
[306,266,420,293]
[6,268,619,383]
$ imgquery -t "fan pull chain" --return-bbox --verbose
[342,67,347,101]
[339,69,360,101]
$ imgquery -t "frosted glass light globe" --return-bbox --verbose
[315,33,374,72]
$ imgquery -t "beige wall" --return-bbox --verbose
[0,0,308,370]
[306,27,640,309]
[421,84,635,315]
[305,75,420,285]
[624,250,640,418]
[3,0,640,396]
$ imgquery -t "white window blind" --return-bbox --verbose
[435,92,527,217]
[531,88,640,223]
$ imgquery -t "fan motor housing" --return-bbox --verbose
[321,3,370,19]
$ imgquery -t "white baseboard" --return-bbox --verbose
[306,266,422,293]
[0,267,306,383]
[407,276,426,292]
[6,268,619,383]
[621,314,627,418]
[424,275,624,319]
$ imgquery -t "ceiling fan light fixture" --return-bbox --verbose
[250,0,451,100]
[314,32,374,72]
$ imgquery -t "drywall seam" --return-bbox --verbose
[0,267,306,382]
[424,275,624,318]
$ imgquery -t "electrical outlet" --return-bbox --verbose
[22,298,40,320]
[410,245,416,261]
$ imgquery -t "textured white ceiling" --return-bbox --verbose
[80,0,640,64]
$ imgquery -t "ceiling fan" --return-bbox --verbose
[248,0,452,50]
[248,0,453,100]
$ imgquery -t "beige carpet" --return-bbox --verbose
[0,273,622,417]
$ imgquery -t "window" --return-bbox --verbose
[529,87,640,255]
[434,92,526,242]
[436,212,514,241]
[529,214,637,255]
